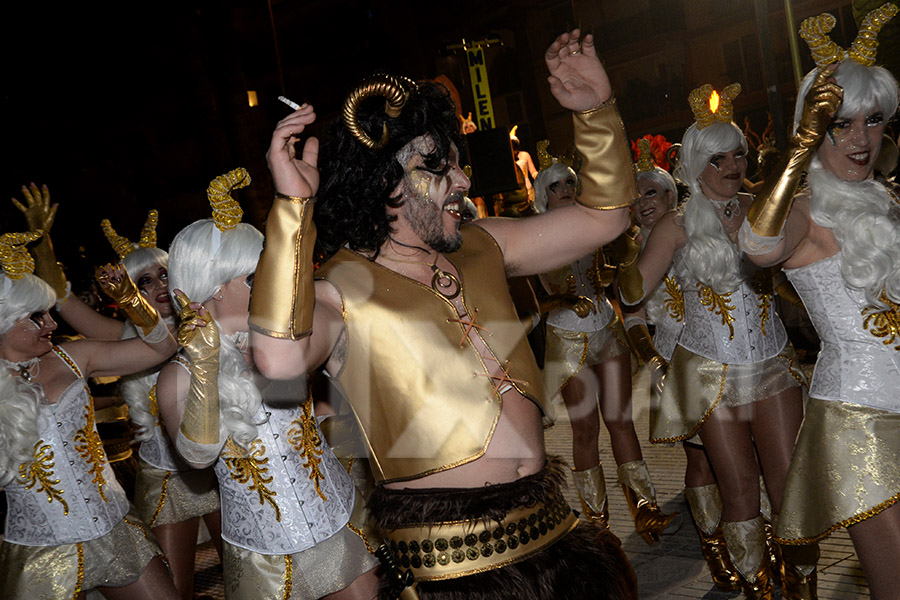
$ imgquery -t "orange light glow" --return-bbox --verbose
[709,90,720,114]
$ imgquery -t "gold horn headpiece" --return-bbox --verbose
[800,4,898,70]
[536,139,576,172]
[688,83,742,129]
[635,139,655,173]
[0,231,43,280]
[207,168,250,232]
[101,209,159,259]
[342,74,417,150]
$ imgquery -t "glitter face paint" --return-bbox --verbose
[817,111,885,182]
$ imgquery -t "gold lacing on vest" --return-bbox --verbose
[751,269,775,336]
[287,400,327,501]
[697,284,736,340]
[862,292,900,350]
[446,308,486,347]
[222,438,281,521]
[663,276,685,322]
[19,441,69,515]
[149,384,160,422]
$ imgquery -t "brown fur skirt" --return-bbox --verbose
[369,457,637,600]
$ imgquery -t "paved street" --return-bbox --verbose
[193,365,872,599]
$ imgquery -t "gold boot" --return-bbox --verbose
[780,543,819,600]
[722,516,775,600]
[572,465,610,528]
[618,460,679,545]
[686,485,740,591]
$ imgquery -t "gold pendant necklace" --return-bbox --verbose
[380,253,462,300]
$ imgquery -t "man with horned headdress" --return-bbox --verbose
[246,29,638,599]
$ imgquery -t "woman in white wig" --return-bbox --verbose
[156,169,378,599]
[12,185,221,600]
[0,231,179,599]
[534,145,677,546]
[616,83,808,598]
[740,6,900,597]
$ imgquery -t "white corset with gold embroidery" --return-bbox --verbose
[786,254,900,413]
[541,251,615,333]
[676,254,787,364]
[644,267,684,361]
[215,402,355,555]
[4,347,129,546]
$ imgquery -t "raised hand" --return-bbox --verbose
[545,29,612,112]
[266,102,320,198]
[173,289,219,363]
[12,183,58,232]
[95,263,138,303]
[563,295,597,318]
[796,64,843,150]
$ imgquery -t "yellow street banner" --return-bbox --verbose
[467,47,495,130]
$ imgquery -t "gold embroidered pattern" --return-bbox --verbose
[73,542,84,600]
[347,522,376,554]
[223,439,281,521]
[282,554,293,600]
[287,401,328,501]
[698,284,736,340]
[586,249,614,299]
[751,270,773,336]
[19,441,69,515]
[663,277,684,322]
[74,395,108,502]
[149,384,160,421]
[862,293,900,350]
[146,471,171,527]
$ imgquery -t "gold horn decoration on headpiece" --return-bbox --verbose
[799,13,842,69]
[138,209,158,249]
[849,3,898,67]
[635,139,655,173]
[800,4,898,70]
[207,168,250,232]
[689,83,741,129]
[101,219,137,259]
[537,139,554,171]
[0,231,43,280]
[342,74,417,150]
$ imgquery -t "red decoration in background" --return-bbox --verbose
[631,134,674,172]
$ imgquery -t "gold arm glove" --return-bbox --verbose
[175,293,221,445]
[627,321,666,370]
[11,184,67,298]
[608,225,644,305]
[747,70,842,237]
[95,264,160,335]
[573,98,639,210]
[249,193,316,339]
[31,235,67,300]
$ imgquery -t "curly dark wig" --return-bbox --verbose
[315,79,465,260]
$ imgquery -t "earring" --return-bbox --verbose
[218,295,223,300]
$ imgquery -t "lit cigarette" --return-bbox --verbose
[278,96,302,110]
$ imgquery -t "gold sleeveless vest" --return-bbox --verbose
[317,225,551,483]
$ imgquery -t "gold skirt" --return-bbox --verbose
[222,523,378,599]
[650,345,805,444]
[0,506,162,598]
[542,319,630,401]
[134,461,220,528]
[776,397,900,544]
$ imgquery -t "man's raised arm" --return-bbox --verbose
[477,29,636,276]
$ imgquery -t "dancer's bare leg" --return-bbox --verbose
[684,442,717,488]
[594,353,641,466]
[152,519,200,600]
[848,502,900,600]
[323,566,380,600]
[98,556,179,600]
[698,405,761,522]
[749,387,803,514]
[202,510,223,558]
[560,369,601,470]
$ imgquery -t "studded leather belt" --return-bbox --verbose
[381,490,578,581]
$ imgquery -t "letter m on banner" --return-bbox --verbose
[467,47,495,130]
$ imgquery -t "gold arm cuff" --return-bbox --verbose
[627,322,665,367]
[747,143,813,238]
[618,258,645,306]
[572,98,639,211]
[248,194,317,340]
[381,491,577,582]
[179,357,220,445]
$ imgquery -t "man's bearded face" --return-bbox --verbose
[396,137,471,253]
